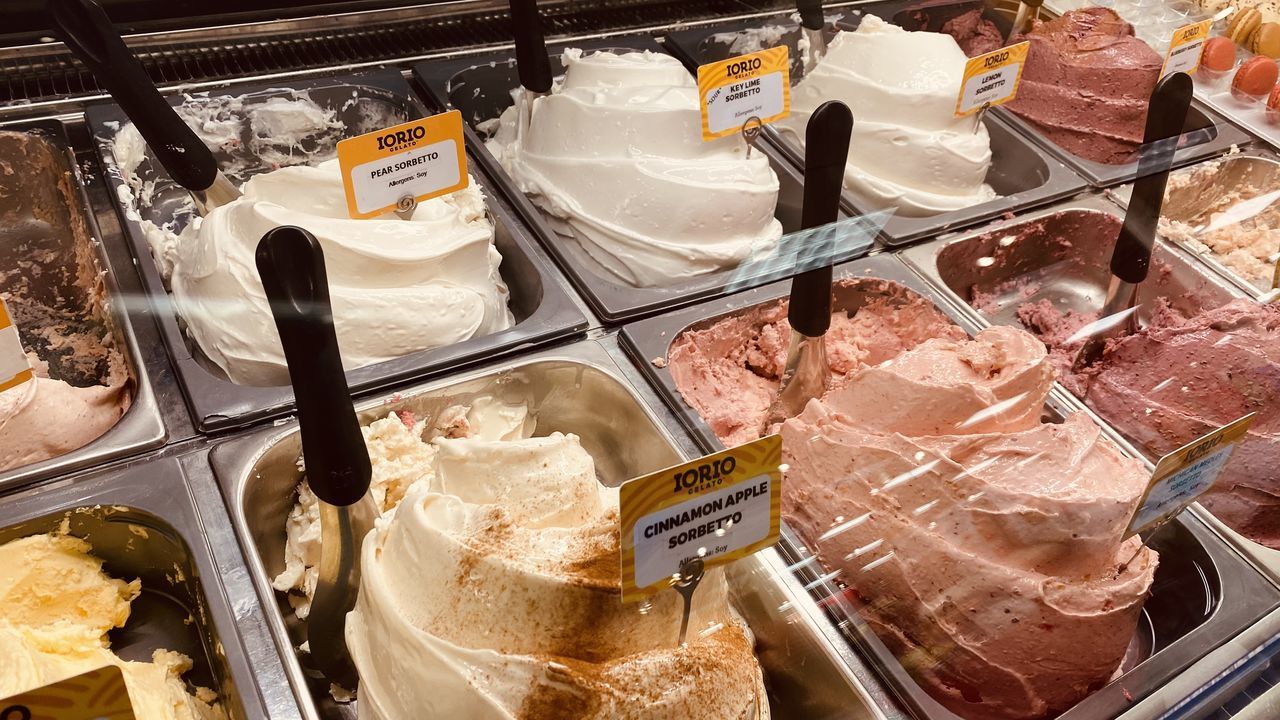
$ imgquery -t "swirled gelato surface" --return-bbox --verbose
[171,160,512,386]
[486,49,783,288]
[108,96,513,387]
[1008,8,1162,165]
[0,534,225,719]
[667,278,966,447]
[776,15,997,217]
[274,400,769,718]
[783,326,1156,719]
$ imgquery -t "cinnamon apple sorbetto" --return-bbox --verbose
[273,399,770,719]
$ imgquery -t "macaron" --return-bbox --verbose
[1232,55,1280,97]
[1252,21,1280,57]
[1203,35,1238,70]
[1229,7,1264,46]
[1267,83,1280,110]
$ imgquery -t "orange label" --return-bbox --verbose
[619,435,782,602]
[956,41,1030,117]
[697,47,791,140]
[1127,413,1256,536]
[1162,19,1212,77]
[0,299,32,394]
[336,110,469,219]
[0,666,136,720]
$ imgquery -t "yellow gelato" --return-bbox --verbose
[0,534,225,720]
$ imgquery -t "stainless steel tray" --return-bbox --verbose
[413,36,877,323]
[618,251,1280,719]
[207,337,890,720]
[898,194,1280,584]
[0,450,283,720]
[1108,149,1280,300]
[84,69,587,433]
[661,5,1089,247]
[0,119,165,493]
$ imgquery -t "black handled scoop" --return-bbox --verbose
[509,0,553,145]
[50,0,239,215]
[1073,72,1193,371]
[256,226,378,691]
[765,100,853,430]
[797,0,828,70]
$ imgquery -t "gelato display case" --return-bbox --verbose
[663,3,1090,246]
[0,119,165,493]
[86,69,588,433]
[415,36,877,323]
[622,252,1280,719]
[209,338,894,719]
[1,0,1279,717]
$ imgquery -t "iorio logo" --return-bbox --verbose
[376,126,427,151]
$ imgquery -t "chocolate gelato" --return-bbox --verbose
[942,8,1004,57]
[1008,8,1163,165]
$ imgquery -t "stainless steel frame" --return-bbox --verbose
[0,119,165,494]
[208,336,892,720]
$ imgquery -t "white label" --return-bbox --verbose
[0,325,27,381]
[959,64,1021,114]
[705,72,787,135]
[1127,445,1236,534]
[1163,38,1205,76]
[631,474,772,589]
[348,139,460,216]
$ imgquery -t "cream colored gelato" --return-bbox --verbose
[168,160,512,386]
[272,398,532,618]
[777,15,996,216]
[486,49,783,288]
[783,326,1156,719]
[275,400,769,718]
[0,534,224,720]
[109,96,513,388]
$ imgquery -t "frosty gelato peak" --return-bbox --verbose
[486,48,783,287]
[109,96,514,388]
[777,15,997,216]
[275,399,769,718]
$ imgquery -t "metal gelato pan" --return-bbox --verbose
[208,337,892,720]
[0,452,280,719]
[414,37,875,323]
[618,251,1280,719]
[0,119,164,493]
[661,7,1088,247]
[85,69,587,434]
[1109,149,1280,300]
[898,195,1280,584]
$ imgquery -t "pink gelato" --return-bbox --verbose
[667,278,966,447]
[1080,299,1280,548]
[783,325,1157,719]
